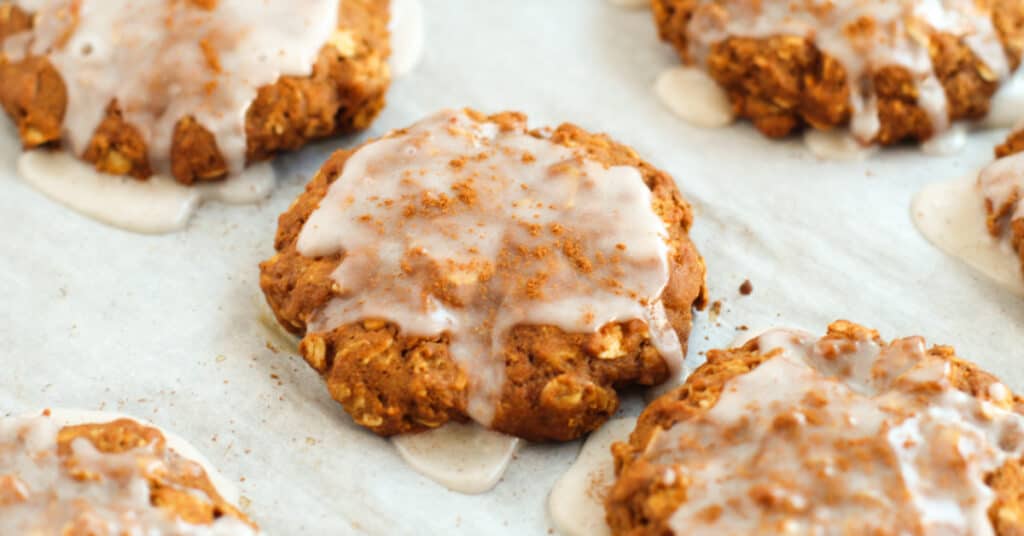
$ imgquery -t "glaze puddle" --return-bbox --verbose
[911,174,1024,295]
[608,0,652,8]
[389,0,424,76]
[392,423,520,494]
[982,68,1024,129]
[654,66,735,129]
[803,130,877,161]
[18,150,274,234]
[548,418,636,536]
[919,124,968,156]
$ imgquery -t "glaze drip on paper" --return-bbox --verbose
[548,418,636,536]
[17,150,274,234]
[913,123,1024,295]
[391,422,520,494]
[298,109,681,426]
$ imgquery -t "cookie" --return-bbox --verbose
[259,108,707,442]
[0,410,257,534]
[983,124,1024,282]
[652,0,1024,144]
[607,321,1024,534]
[0,0,389,184]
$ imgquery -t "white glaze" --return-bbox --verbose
[654,66,735,129]
[802,129,877,161]
[17,150,274,234]
[0,118,18,174]
[389,0,424,77]
[982,69,1024,129]
[392,423,520,494]
[608,0,650,9]
[920,123,967,156]
[634,327,1024,534]
[7,0,338,176]
[1,409,254,535]
[548,418,636,536]
[912,174,1024,296]
[298,110,682,426]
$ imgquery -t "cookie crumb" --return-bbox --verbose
[709,300,723,321]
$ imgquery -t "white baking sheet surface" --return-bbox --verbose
[2,1,1022,534]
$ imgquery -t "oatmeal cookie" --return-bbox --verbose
[607,321,1024,535]
[997,127,1024,159]
[0,411,257,535]
[259,109,707,442]
[0,0,389,184]
[652,0,1024,144]
[981,124,1024,276]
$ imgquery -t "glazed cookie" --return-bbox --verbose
[652,0,1024,145]
[911,122,1024,293]
[982,123,1024,276]
[260,109,707,442]
[0,0,389,184]
[606,321,1024,534]
[1,410,257,535]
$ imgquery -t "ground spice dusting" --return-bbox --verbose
[198,37,222,73]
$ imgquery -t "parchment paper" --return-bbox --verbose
[2,1,1022,534]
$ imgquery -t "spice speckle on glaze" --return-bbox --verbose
[4,0,339,176]
[297,109,683,427]
[0,412,256,535]
[612,324,1024,534]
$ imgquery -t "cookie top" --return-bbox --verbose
[0,0,389,183]
[653,0,1023,143]
[607,321,1024,535]
[0,411,256,535]
[260,109,706,441]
